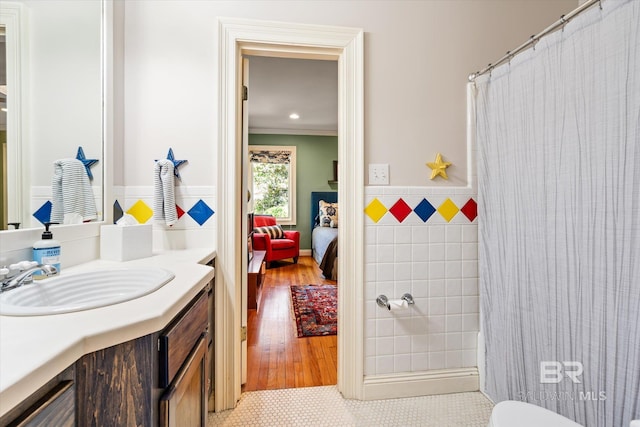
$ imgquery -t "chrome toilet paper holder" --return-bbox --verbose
[376,293,414,310]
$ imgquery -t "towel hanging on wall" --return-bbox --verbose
[154,159,178,226]
[50,158,98,223]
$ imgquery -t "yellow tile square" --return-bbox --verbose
[437,198,459,223]
[364,198,388,223]
[127,200,153,224]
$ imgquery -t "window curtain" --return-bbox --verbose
[249,150,291,164]
[475,1,640,426]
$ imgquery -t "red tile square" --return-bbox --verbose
[389,198,413,223]
[460,198,477,222]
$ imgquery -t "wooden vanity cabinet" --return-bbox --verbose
[0,259,216,427]
[75,287,210,426]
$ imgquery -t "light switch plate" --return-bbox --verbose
[369,163,389,185]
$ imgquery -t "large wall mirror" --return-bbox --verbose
[0,0,104,231]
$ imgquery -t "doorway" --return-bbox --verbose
[215,18,364,411]
[244,55,339,391]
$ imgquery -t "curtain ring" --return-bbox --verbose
[530,35,538,51]
[599,0,602,10]
[560,15,567,32]
[506,51,513,66]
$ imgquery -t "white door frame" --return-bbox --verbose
[215,17,364,411]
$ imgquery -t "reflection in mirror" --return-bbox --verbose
[0,0,103,231]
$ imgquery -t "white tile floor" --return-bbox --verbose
[209,386,494,426]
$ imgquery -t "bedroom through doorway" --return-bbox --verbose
[243,55,339,391]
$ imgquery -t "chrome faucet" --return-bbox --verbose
[0,264,58,292]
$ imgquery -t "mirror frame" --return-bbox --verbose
[0,2,27,228]
[0,0,113,232]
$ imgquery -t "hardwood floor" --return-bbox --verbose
[244,256,337,392]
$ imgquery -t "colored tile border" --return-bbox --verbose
[365,197,478,224]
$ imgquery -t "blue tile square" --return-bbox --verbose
[414,198,436,222]
[187,199,214,226]
[33,201,52,225]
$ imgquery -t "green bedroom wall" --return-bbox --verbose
[249,134,338,250]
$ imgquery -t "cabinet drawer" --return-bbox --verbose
[159,290,208,388]
[7,381,74,427]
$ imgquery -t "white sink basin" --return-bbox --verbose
[0,268,175,316]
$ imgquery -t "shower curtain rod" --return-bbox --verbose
[468,0,601,81]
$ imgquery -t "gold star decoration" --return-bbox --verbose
[426,153,452,180]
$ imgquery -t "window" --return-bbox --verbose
[248,146,296,225]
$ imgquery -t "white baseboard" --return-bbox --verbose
[299,249,312,256]
[362,368,479,400]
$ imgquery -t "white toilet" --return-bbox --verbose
[488,401,583,427]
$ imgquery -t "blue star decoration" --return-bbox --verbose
[160,148,188,180]
[76,146,99,180]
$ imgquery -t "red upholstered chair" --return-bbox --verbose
[252,215,300,267]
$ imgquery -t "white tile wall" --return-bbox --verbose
[30,185,102,229]
[364,186,478,376]
[114,185,216,251]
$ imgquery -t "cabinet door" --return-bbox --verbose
[159,335,207,427]
[7,381,75,427]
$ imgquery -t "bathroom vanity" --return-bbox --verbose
[0,249,215,427]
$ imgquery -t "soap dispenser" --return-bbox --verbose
[33,222,61,273]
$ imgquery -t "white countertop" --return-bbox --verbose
[0,248,216,418]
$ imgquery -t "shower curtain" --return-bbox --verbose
[475,1,639,426]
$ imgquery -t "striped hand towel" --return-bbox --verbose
[51,159,98,223]
[153,159,178,226]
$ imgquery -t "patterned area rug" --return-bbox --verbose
[290,284,337,337]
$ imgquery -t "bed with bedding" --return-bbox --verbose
[310,192,338,280]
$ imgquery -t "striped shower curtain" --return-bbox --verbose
[475,1,640,426]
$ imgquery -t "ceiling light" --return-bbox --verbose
[289,113,300,120]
